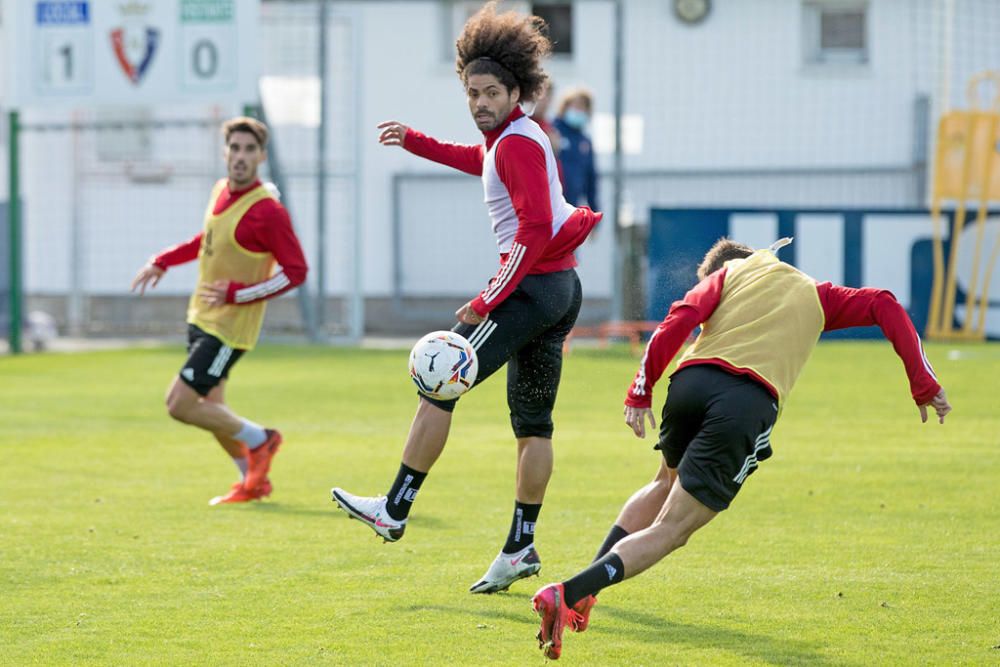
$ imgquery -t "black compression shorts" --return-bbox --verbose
[422,269,583,439]
[656,364,779,512]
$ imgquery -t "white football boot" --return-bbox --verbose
[469,544,542,594]
[331,487,407,542]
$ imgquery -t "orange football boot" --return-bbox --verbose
[244,429,282,491]
[209,478,273,505]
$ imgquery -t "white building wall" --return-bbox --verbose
[6,0,1000,324]
[624,0,920,170]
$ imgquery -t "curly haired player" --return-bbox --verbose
[331,1,601,594]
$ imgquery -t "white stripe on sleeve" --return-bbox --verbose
[482,243,525,304]
[234,272,291,304]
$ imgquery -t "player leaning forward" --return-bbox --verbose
[530,238,951,659]
[131,116,308,505]
[331,1,601,593]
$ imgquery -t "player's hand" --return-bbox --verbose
[131,263,165,295]
[456,301,484,325]
[919,389,951,424]
[377,121,409,148]
[198,280,230,308]
[624,405,656,438]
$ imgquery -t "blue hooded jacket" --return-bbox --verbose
[553,116,600,213]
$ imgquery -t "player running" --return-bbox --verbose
[330,1,601,594]
[131,116,308,505]
[531,238,951,659]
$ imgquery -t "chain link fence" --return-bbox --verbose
[4,1,361,350]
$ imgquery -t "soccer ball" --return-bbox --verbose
[408,330,479,400]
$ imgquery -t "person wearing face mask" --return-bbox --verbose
[530,80,563,168]
[554,89,600,216]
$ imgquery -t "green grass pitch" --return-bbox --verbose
[1,341,998,665]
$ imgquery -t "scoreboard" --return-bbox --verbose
[3,0,259,108]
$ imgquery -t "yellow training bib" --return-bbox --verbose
[187,180,276,350]
[678,250,825,408]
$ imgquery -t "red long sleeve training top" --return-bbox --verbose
[625,267,942,409]
[403,107,600,317]
[152,180,308,305]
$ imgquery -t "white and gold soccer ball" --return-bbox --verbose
[408,330,479,400]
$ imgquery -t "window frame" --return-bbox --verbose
[802,0,870,69]
[443,1,573,61]
[531,1,574,56]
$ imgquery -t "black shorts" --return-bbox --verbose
[179,324,245,397]
[422,269,583,439]
[656,365,779,512]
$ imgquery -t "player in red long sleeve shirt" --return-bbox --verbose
[531,238,951,660]
[144,189,306,305]
[131,116,308,506]
[331,2,600,595]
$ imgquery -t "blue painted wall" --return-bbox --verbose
[647,208,998,340]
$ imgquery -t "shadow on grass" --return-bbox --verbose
[592,602,849,666]
[246,503,449,529]
[401,602,532,627]
[245,503,340,517]
[397,601,846,666]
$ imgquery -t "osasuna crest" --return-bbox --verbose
[110,2,160,85]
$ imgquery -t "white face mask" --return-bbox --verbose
[563,107,589,129]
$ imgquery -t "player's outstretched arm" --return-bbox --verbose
[386,122,485,176]
[918,389,952,424]
[377,120,409,148]
[624,405,657,438]
[133,233,202,294]
[818,284,942,408]
[130,263,165,295]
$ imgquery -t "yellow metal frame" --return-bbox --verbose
[926,71,1000,341]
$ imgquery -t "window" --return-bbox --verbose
[445,1,573,59]
[532,3,573,55]
[803,1,868,66]
[446,2,521,61]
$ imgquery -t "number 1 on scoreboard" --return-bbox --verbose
[37,30,93,95]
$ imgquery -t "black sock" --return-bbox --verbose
[501,501,542,554]
[593,524,630,562]
[562,553,625,609]
[384,463,427,521]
